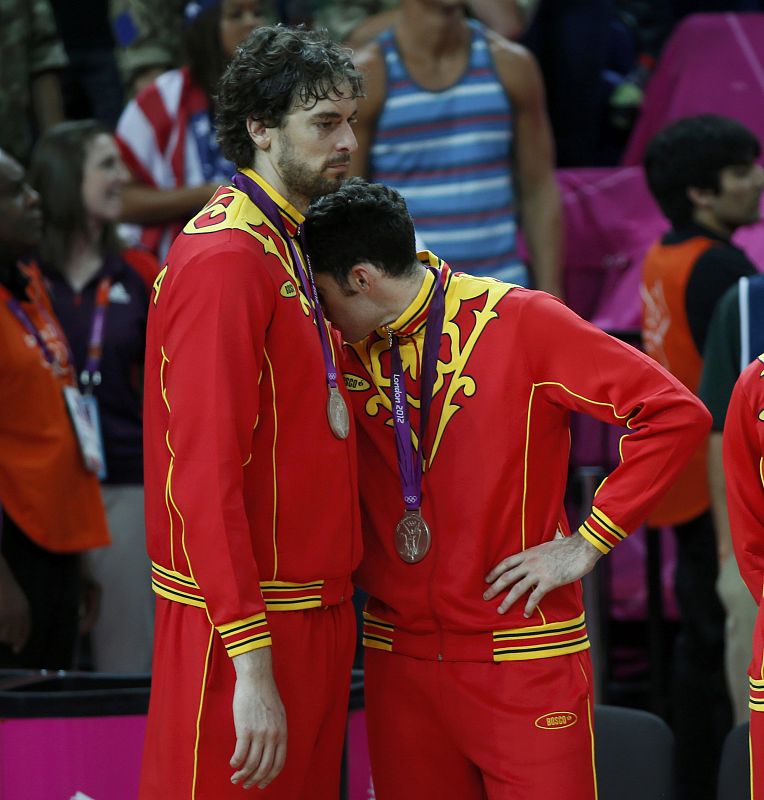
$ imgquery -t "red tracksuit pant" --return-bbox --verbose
[752,711,763,799]
[139,597,355,799]
[365,647,598,800]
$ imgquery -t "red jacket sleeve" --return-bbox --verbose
[723,358,764,603]
[519,291,711,553]
[160,241,276,653]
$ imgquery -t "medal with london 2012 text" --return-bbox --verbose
[387,267,445,564]
[395,509,431,563]
[327,386,350,440]
[231,171,349,440]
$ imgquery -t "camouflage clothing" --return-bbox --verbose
[110,0,185,87]
[0,0,68,164]
[312,0,397,42]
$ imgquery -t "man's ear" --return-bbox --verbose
[687,185,716,210]
[247,117,271,151]
[348,263,377,293]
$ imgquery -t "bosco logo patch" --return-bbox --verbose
[280,281,297,298]
[534,712,578,730]
[344,374,371,392]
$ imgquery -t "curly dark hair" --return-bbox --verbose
[304,178,418,289]
[216,24,364,168]
[644,114,761,228]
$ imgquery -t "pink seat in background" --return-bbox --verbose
[623,12,764,168]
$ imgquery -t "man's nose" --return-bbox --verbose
[337,122,358,153]
[24,183,40,208]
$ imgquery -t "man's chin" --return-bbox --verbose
[339,326,371,344]
[310,176,346,200]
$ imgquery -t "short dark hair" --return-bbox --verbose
[304,178,418,287]
[216,24,364,169]
[644,114,761,228]
[28,120,122,269]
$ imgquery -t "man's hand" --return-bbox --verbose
[0,556,30,654]
[484,532,603,617]
[230,647,287,790]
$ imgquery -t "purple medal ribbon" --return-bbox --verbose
[387,268,445,512]
[231,172,338,388]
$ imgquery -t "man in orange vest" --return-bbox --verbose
[640,113,764,800]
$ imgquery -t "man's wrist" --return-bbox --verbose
[233,646,273,678]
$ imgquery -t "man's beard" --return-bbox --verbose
[277,136,349,202]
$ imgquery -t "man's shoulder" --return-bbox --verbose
[693,238,756,273]
[484,28,541,97]
[642,231,720,278]
[448,272,564,325]
[735,354,764,408]
[179,187,288,258]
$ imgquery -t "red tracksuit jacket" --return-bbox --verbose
[143,171,361,658]
[723,354,764,713]
[345,256,710,663]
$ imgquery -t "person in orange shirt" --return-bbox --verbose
[0,147,109,670]
[640,113,764,800]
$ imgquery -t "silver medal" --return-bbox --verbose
[327,386,350,440]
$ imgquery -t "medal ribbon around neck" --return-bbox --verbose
[231,172,340,390]
[387,267,445,513]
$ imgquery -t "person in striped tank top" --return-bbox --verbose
[350,0,562,296]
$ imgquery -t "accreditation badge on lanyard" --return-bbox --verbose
[62,386,107,478]
[6,278,108,478]
[71,276,112,480]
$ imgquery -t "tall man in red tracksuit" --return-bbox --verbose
[140,27,363,798]
[723,353,764,799]
[303,179,712,800]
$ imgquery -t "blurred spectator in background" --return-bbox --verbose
[110,0,185,97]
[640,113,764,800]
[115,0,271,261]
[0,148,110,670]
[29,120,157,674]
[50,0,125,128]
[699,273,764,724]
[312,0,397,43]
[524,0,631,167]
[0,0,67,166]
[350,0,561,296]
[313,0,532,48]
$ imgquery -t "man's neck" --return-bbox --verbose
[61,233,104,293]
[692,210,734,239]
[383,262,429,328]
[249,161,308,214]
[397,1,470,58]
[0,257,29,298]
